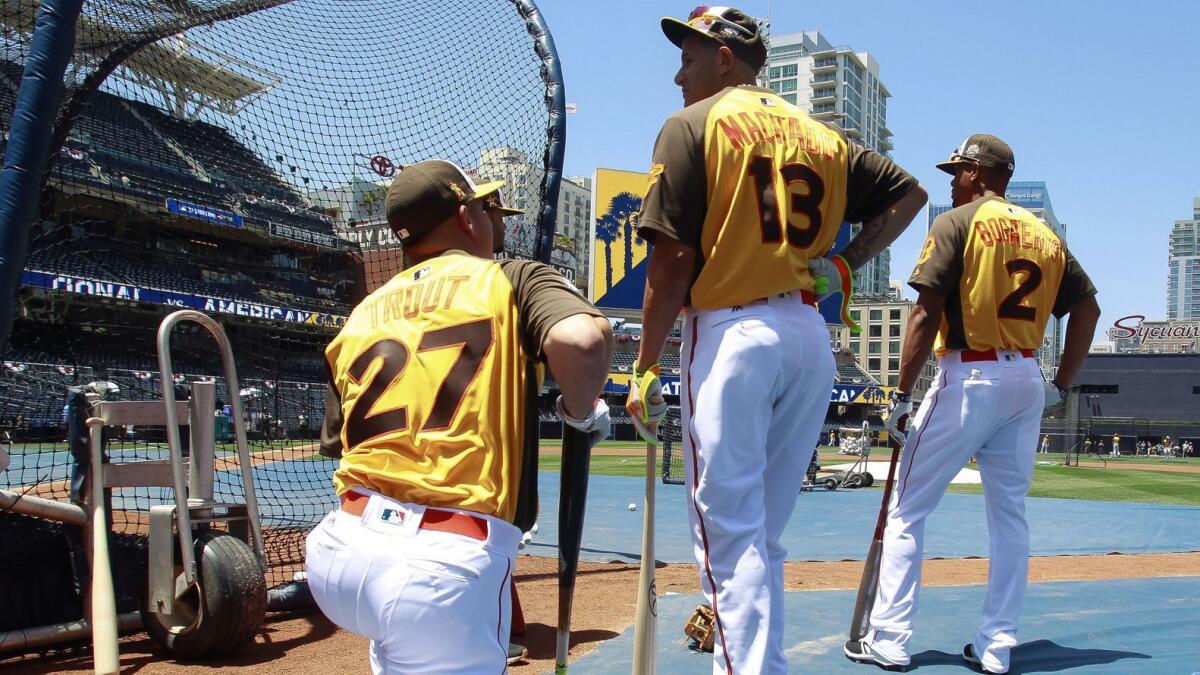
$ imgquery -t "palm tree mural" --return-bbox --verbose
[609,192,646,275]
[595,201,623,292]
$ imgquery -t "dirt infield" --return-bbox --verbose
[4,551,1197,674]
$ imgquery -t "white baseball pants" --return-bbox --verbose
[681,294,835,675]
[305,490,520,674]
[870,350,1044,673]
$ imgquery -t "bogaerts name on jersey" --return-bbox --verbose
[973,217,1063,259]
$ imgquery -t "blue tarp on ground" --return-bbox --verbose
[526,473,1200,563]
[570,577,1200,674]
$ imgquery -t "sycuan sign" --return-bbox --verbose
[1108,315,1200,342]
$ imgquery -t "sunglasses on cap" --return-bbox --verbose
[687,5,756,38]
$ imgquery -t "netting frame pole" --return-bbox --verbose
[0,0,85,352]
[514,0,566,264]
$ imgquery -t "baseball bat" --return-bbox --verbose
[848,433,904,642]
[556,426,593,673]
[88,421,119,674]
[632,423,658,675]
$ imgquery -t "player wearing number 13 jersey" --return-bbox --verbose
[850,135,1100,674]
[305,159,611,674]
[629,7,927,674]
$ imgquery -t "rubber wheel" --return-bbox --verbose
[142,531,266,660]
[843,474,863,489]
[861,472,875,487]
[823,478,838,491]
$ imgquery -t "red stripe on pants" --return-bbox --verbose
[686,319,734,674]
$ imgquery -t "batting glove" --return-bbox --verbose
[884,390,913,441]
[1043,380,1068,408]
[626,363,667,443]
[809,255,859,333]
[557,396,611,446]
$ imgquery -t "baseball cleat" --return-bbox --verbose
[962,643,1006,674]
[844,639,910,672]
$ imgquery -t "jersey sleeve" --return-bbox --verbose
[500,259,604,359]
[843,144,918,224]
[1052,249,1097,317]
[909,209,968,295]
[636,112,707,248]
[319,383,344,458]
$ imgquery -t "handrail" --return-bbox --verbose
[157,310,266,584]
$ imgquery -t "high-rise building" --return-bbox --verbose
[764,30,893,297]
[926,203,953,229]
[926,181,1067,377]
[1168,198,1200,319]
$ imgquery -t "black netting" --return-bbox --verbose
[0,0,562,629]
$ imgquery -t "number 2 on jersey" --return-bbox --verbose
[747,156,824,249]
[344,318,493,448]
[997,259,1042,321]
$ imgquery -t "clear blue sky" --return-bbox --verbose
[537,0,1200,336]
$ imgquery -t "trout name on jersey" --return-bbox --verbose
[361,274,471,329]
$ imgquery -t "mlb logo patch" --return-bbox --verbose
[381,508,406,525]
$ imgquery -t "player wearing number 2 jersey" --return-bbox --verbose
[849,135,1100,674]
[305,160,612,674]
[628,7,926,673]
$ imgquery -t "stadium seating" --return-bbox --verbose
[1,61,331,238]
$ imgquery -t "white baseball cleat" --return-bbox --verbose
[844,632,910,672]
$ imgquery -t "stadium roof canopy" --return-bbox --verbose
[0,0,282,118]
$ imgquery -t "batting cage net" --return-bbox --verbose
[661,406,684,485]
[0,0,564,638]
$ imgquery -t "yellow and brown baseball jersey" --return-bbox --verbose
[320,250,600,529]
[910,196,1096,357]
[637,85,916,309]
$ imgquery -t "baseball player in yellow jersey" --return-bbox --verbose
[305,160,613,674]
[626,7,927,673]
[847,135,1100,674]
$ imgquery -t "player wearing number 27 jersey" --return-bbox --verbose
[306,160,611,674]
[630,7,927,673]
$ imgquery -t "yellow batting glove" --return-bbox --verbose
[625,363,666,443]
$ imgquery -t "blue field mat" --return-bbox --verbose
[570,576,1200,674]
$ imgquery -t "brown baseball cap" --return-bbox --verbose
[483,189,523,216]
[384,159,504,241]
[935,134,1015,175]
[662,6,767,71]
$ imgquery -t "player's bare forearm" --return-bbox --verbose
[545,314,614,418]
[636,239,694,372]
[841,185,928,270]
[1053,295,1100,389]
[897,289,944,393]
